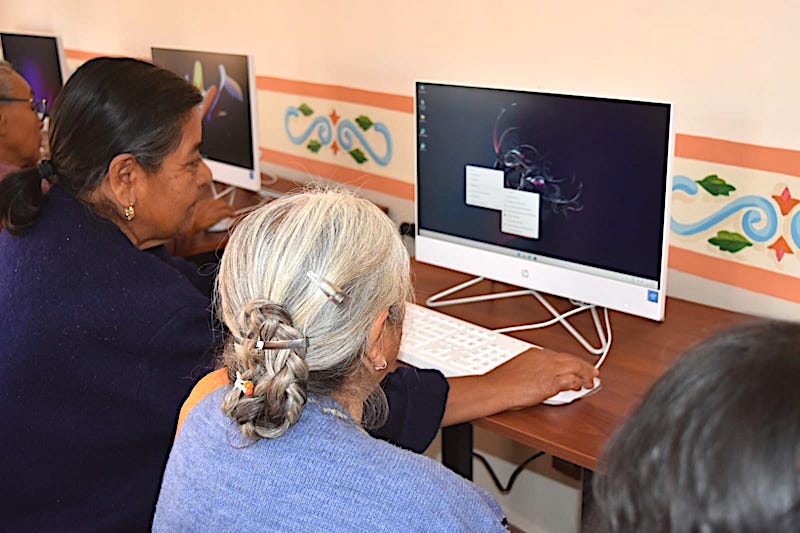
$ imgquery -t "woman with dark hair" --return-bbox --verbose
[0,57,219,530]
[592,320,800,532]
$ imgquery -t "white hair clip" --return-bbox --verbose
[233,371,254,397]
[306,271,346,305]
[255,338,309,351]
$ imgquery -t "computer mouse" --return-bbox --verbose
[543,377,602,406]
[207,217,233,233]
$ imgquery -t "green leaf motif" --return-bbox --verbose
[307,139,322,153]
[349,148,368,164]
[355,115,374,131]
[298,103,314,117]
[708,230,752,253]
[696,175,736,196]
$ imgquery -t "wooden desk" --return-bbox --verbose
[410,260,753,473]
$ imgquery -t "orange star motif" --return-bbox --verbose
[768,236,794,262]
[772,187,800,216]
[329,109,340,126]
[331,140,340,155]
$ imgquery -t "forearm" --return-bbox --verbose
[441,373,511,427]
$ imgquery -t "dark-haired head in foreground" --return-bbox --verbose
[593,320,800,532]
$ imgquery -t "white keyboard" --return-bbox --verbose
[398,303,539,377]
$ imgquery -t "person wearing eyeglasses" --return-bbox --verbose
[0,60,46,179]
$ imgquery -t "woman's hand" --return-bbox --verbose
[441,348,599,426]
[189,197,237,234]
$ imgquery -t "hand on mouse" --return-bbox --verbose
[494,348,599,410]
[442,348,599,425]
[190,197,237,234]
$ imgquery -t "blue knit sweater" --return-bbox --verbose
[154,388,507,532]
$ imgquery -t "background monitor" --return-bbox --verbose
[151,47,261,192]
[415,82,674,321]
[0,32,66,110]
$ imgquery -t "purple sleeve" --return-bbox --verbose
[369,367,449,453]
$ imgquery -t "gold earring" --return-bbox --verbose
[123,204,135,221]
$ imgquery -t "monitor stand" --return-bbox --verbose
[258,174,284,200]
[425,276,610,356]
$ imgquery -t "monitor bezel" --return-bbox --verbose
[414,80,675,321]
[151,46,261,192]
[0,31,67,95]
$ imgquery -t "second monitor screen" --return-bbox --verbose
[151,48,255,171]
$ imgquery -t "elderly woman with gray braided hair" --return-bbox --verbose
[154,189,510,531]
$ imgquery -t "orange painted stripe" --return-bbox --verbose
[668,246,800,303]
[257,76,414,113]
[175,367,230,439]
[64,48,150,62]
[675,134,800,178]
[261,148,415,200]
[63,48,103,61]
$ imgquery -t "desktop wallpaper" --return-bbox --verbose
[151,48,254,170]
[0,34,64,109]
[417,83,671,282]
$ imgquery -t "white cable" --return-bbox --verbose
[594,307,612,369]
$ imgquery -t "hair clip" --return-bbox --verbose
[255,338,309,351]
[233,371,255,397]
[306,271,346,305]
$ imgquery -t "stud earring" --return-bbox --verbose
[373,359,388,371]
[123,204,135,221]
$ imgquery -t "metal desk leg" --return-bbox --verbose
[441,422,473,480]
[581,467,595,532]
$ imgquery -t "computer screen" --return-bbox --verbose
[151,47,260,192]
[415,82,674,321]
[0,32,65,109]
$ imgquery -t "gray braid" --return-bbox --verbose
[221,298,309,439]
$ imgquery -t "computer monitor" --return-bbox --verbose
[0,32,66,110]
[151,47,261,192]
[415,82,674,321]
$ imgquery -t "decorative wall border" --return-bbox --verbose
[671,134,800,303]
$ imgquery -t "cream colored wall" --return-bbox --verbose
[7,0,800,147]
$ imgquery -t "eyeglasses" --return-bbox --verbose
[0,97,48,120]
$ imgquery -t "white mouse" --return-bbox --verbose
[543,377,602,406]
[206,217,233,233]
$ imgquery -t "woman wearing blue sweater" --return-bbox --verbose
[154,189,509,531]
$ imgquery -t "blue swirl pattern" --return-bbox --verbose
[671,175,779,242]
[791,210,800,249]
[284,107,393,166]
[284,108,333,145]
[336,120,393,166]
